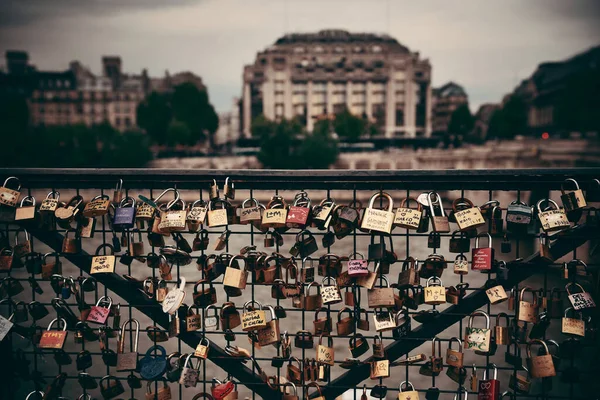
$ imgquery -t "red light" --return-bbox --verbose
[541,132,549,140]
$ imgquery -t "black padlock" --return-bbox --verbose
[427,232,441,249]
[127,373,142,389]
[322,231,336,248]
[274,305,287,319]
[448,231,469,253]
[54,349,72,366]
[78,372,98,390]
[528,311,550,339]
[76,350,93,370]
[425,387,440,400]
[102,349,118,367]
[25,253,42,274]
[368,235,385,260]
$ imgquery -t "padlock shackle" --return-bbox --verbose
[45,190,60,200]
[19,195,35,207]
[243,300,262,312]
[318,333,333,347]
[305,382,323,397]
[95,295,113,309]
[119,318,140,352]
[118,196,136,209]
[526,338,550,358]
[241,197,260,208]
[426,276,442,287]
[468,310,490,328]
[94,243,115,256]
[519,286,538,304]
[563,307,582,319]
[367,192,394,212]
[47,317,68,331]
[496,312,510,326]
[14,228,30,243]
[561,178,580,193]
[166,197,186,210]
[428,192,445,217]
[474,232,492,248]
[3,176,21,190]
[337,306,353,321]
[536,198,559,213]
[399,196,421,210]
[452,197,474,211]
[398,381,415,392]
[431,336,442,357]
[448,337,462,350]
[482,362,498,380]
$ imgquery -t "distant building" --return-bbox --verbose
[508,45,600,134]
[214,97,241,147]
[1,51,205,132]
[241,29,432,138]
[431,81,468,136]
[472,103,501,141]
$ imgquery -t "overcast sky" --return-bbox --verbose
[1,0,599,112]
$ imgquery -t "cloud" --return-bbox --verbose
[0,0,599,113]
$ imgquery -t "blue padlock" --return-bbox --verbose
[113,197,136,232]
[139,345,168,380]
[61,277,74,299]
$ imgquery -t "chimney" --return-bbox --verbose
[5,50,29,75]
[102,56,122,88]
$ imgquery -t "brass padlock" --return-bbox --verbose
[428,192,450,233]
[536,199,570,233]
[361,192,394,234]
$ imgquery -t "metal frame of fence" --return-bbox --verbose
[0,168,599,400]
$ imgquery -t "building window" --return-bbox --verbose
[372,45,382,53]
[314,46,324,53]
[294,47,305,53]
[395,108,404,127]
[273,57,285,65]
[125,118,131,127]
[274,104,284,119]
[116,117,121,126]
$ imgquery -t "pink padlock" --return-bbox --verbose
[348,252,369,277]
[86,296,113,325]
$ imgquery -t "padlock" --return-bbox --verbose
[420,253,446,279]
[158,198,187,232]
[518,287,538,322]
[370,384,388,399]
[472,232,494,271]
[347,252,369,277]
[393,309,411,339]
[313,307,331,335]
[446,337,464,367]
[336,307,355,336]
[464,310,491,353]
[361,192,394,234]
[453,197,485,231]
[99,375,125,399]
[193,229,210,251]
[526,339,556,378]
[452,254,468,275]
[536,198,570,233]
[494,313,510,345]
[139,345,168,380]
[75,350,93,370]
[179,354,201,388]
[207,200,229,228]
[128,228,145,257]
[485,279,508,304]
[0,176,21,207]
[28,300,49,321]
[13,229,32,258]
[185,305,201,332]
[370,359,390,379]
[373,308,395,332]
[87,296,113,325]
[397,256,419,287]
[241,300,267,331]
[478,363,500,400]
[117,318,139,372]
[113,196,136,231]
[356,308,370,331]
[561,178,586,213]
[203,305,219,331]
[368,276,395,307]
[394,197,423,230]
[83,195,111,218]
[39,317,68,349]
[427,231,441,249]
[562,307,585,336]
[39,191,60,218]
[449,230,470,253]
[62,229,81,254]
[398,381,419,400]
[294,330,314,349]
[281,382,299,400]
[348,332,370,357]
[146,380,172,400]
[261,196,288,229]
[301,282,322,311]
[223,255,248,290]
[372,333,386,359]
[90,244,116,274]
[423,276,445,305]
[489,206,504,236]
[286,357,303,384]
[290,230,319,258]
[256,305,280,346]
[506,200,533,234]
[447,283,468,305]
[15,195,37,221]
[566,282,596,310]
[185,199,208,231]
[287,191,311,229]
[315,333,334,366]
[193,279,217,308]
[428,192,450,233]
[509,366,531,394]
[312,198,335,229]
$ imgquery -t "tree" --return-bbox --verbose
[0,94,30,167]
[448,104,475,139]
[333,108,366,141]
[136,83,219,147]
[171,83,219,146]
[256,117,339,169]
[486,95,528,139]
[555,69,600,134]
[136,92,171,145]
[166,119,192,148]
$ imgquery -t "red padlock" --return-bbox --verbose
[211,378,235,400]
[286,192,311,229]
[472,233,494,271]
[478,363,500,400]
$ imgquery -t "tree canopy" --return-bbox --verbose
[254,116,339,169]
[487,95,528,139]
[137,82,218,147]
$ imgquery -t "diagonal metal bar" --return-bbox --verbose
[28,227,279,398]
[315,223,595,399]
